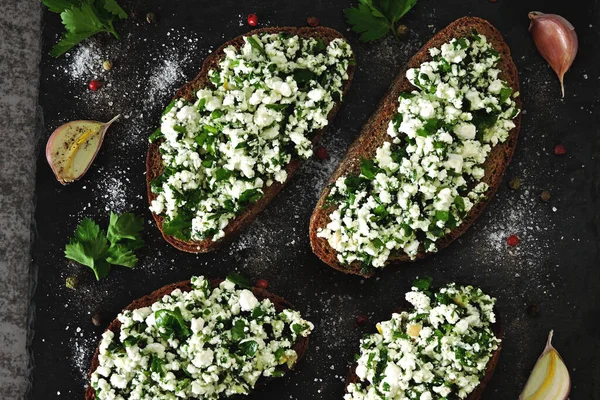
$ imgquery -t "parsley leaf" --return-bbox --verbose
[65,218,111,280]
[60,3,105,33]
[100,0,128,19]
[106,243,137,268]
[344,2,390,42]
[43,0,129,57]
[345,0,418,43]
[50,31,96,58]
[107,212,144,250]
[64,213,144,280]
[41,0,74,14]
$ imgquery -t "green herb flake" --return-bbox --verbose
[247,36,267,56]
[154,308,192,340]
[412,276,433,291]
[238,340,259,357]
[149,127,163,143]
[360,158,378,180]
[231,319,246,342]
[226,274,252,289]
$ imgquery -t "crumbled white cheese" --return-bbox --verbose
[239,289,259,311]
[90,276,313,399]
[317,33,520,269]
[150,33,353,241]
[345,283,500,400]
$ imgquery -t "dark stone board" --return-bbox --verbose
[31,0,600,398]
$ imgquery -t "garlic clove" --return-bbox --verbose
[46,115,120,185]
[519,330,571,400]
[529,11,578,97]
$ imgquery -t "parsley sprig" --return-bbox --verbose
[41,0,128,57]
[344,0,417,43]
[65,212,144,280]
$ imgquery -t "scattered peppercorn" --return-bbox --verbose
[356,315,369,326]
[247,14,258,27]
[255,279,268,289]
[146,12,156,24]
[315,146,328,160]
[396,24,409,39]
[526,303,541,317]
[508,177,521,190]
[507,234,520,247]
[65,276,78,290]
[92,312,103,326]
[307,16,320,27]
[102,60,113,71]
[540,190,551,202]
[88,79,102,91]
[554,144,566,155]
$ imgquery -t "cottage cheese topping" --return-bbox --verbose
[90,276,313,400]
[149,33,353,241]
[345,281,499,400]
[317,34,520,270]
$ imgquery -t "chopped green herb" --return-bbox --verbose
[155,308,191,340]
[226,274,252,289]
[412,276,433,291]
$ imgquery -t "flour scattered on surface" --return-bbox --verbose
[296,132,349,203]
[54,27,203,144]
[64,42,105,81]
[473,188,554,265]
[71,334,98,382]
[145,59,185,106]
[96,175,128,213]
[361,35,422,78]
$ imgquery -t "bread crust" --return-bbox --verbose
[85,279,309,400]
[344,307,503,400]
[147,26,355,253]
[309,17,522,277]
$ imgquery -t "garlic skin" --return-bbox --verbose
[519,330,571,400]
[46,115,120,185]
[529,11,578,97]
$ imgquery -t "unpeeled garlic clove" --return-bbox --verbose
[529,11,578,97]
[46,115,120,185]
[519,330,571,400]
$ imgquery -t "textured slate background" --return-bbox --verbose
[28,0,600,399]
[0,1,40,399]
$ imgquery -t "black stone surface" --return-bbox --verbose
[32,0,600,399]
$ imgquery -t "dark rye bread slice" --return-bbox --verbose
[309,17,522,277]
[345,308,503,400]
[85,279,309,400]
[147,26,355,253]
